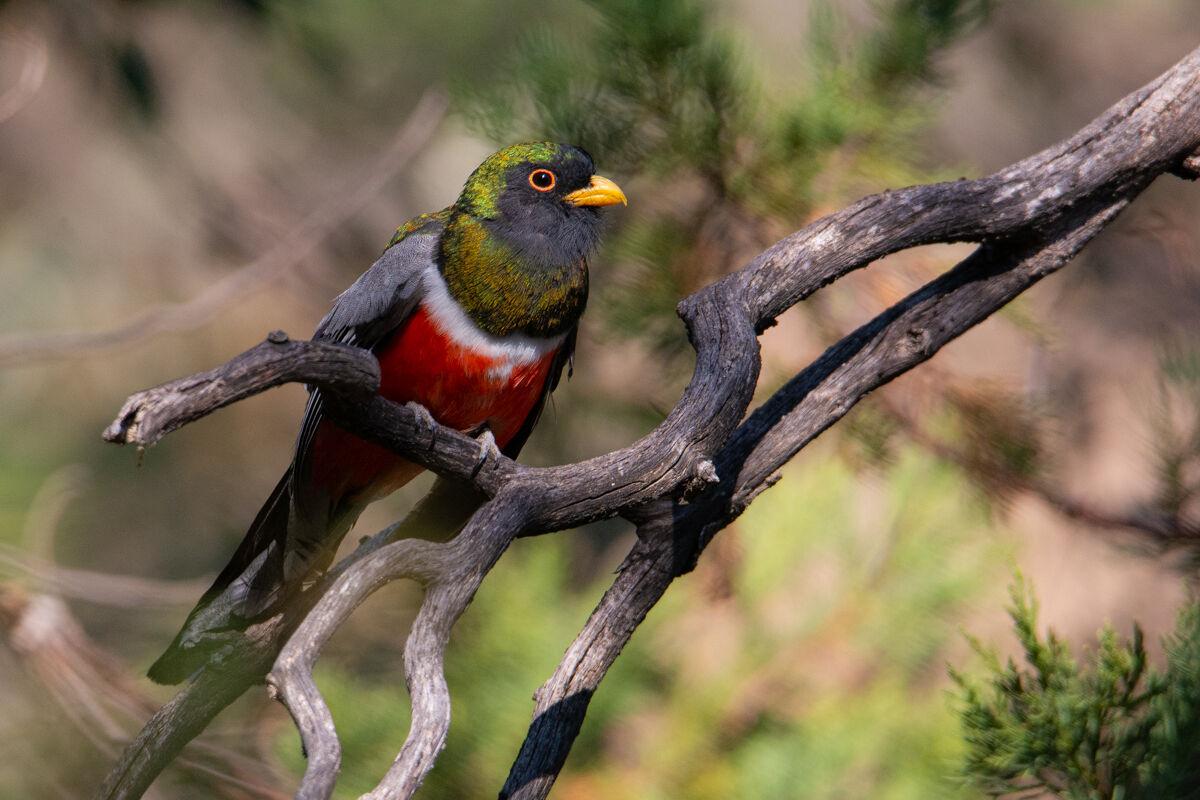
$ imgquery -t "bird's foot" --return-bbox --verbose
[472,427,500,478]
[405,402,437,449]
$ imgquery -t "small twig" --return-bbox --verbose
[0,545,210,608]
[0,27,48,125]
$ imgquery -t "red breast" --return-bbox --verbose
[306,303,559,503]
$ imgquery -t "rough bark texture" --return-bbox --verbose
[97,47,1200,800]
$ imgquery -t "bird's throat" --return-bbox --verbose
[438,212,588,339]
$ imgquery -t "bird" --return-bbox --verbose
[148,142,626,684]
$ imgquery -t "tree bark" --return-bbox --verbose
[97,45,1200,800]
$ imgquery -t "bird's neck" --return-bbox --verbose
[438,211,588,339]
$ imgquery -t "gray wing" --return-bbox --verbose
[312,225,439,349]
[295,225,440,471]
[252,224,441,604]
[154,224,445,646]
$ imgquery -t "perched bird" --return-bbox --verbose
[149,142,626,684]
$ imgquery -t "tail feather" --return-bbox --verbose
[148,466,475,685]
[147,470,293,684]
[396,477,486,542]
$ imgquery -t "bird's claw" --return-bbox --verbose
[472,428,500,479]
[405,402,437,448]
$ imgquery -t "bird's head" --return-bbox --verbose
[455,142,626,269]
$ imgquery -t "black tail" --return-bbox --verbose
[147,474,485,685]
[395,477,487,542]
[147,469,292,684]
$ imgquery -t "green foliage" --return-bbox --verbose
[863,0,995,90]
[1148,346,1200,552]
[461,0,992,358]
[460,0,746,179]
[952,579,1200,799]
[1142,604,1200,797]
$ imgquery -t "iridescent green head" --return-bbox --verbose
[439,142,627,338]
[456,142,626,220]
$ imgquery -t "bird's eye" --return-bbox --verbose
[528,169,556,192]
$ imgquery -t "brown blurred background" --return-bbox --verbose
[2,1,1199,797]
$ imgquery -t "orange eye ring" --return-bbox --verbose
[528,169,557,192]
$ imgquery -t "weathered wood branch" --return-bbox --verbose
[499,197,1131,798]
[97,45,1200,800]
[102,334,519,492]
[103,335,378,448]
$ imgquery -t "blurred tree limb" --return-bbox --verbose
[0,585,290,799]
[1,464,211,607]
[96,46,1200,800]
[0,454,285,796]
[0,89,447,371]
[0,26,48,125]
[882,399,1200,552]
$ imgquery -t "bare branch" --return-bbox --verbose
[102,333,522,494]
[0,27,48,125]
[0,585,288,799]
[500,507,679,800]
[92,496,471,800]
[2,465,210,607]
[267,537,454,799]
[500,197,1129,799]
[94,45,1200,800]
[0,546,210,608]
[102,334,379,448]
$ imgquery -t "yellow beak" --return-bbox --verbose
[564,174,628,207]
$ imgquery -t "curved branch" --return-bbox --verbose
[102,334,520,492]
[95,45,1200,800]
[93,514,422,800]
[499,197,1129,799]
[267,536,453,799]
[103,335,378,448]
[499,47,1200,799]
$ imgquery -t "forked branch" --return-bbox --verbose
[98,47,1200,800]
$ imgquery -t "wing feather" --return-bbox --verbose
[294,220,443,466]
[279,218,444,582]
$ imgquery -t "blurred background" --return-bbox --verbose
[2,0,1200,797]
